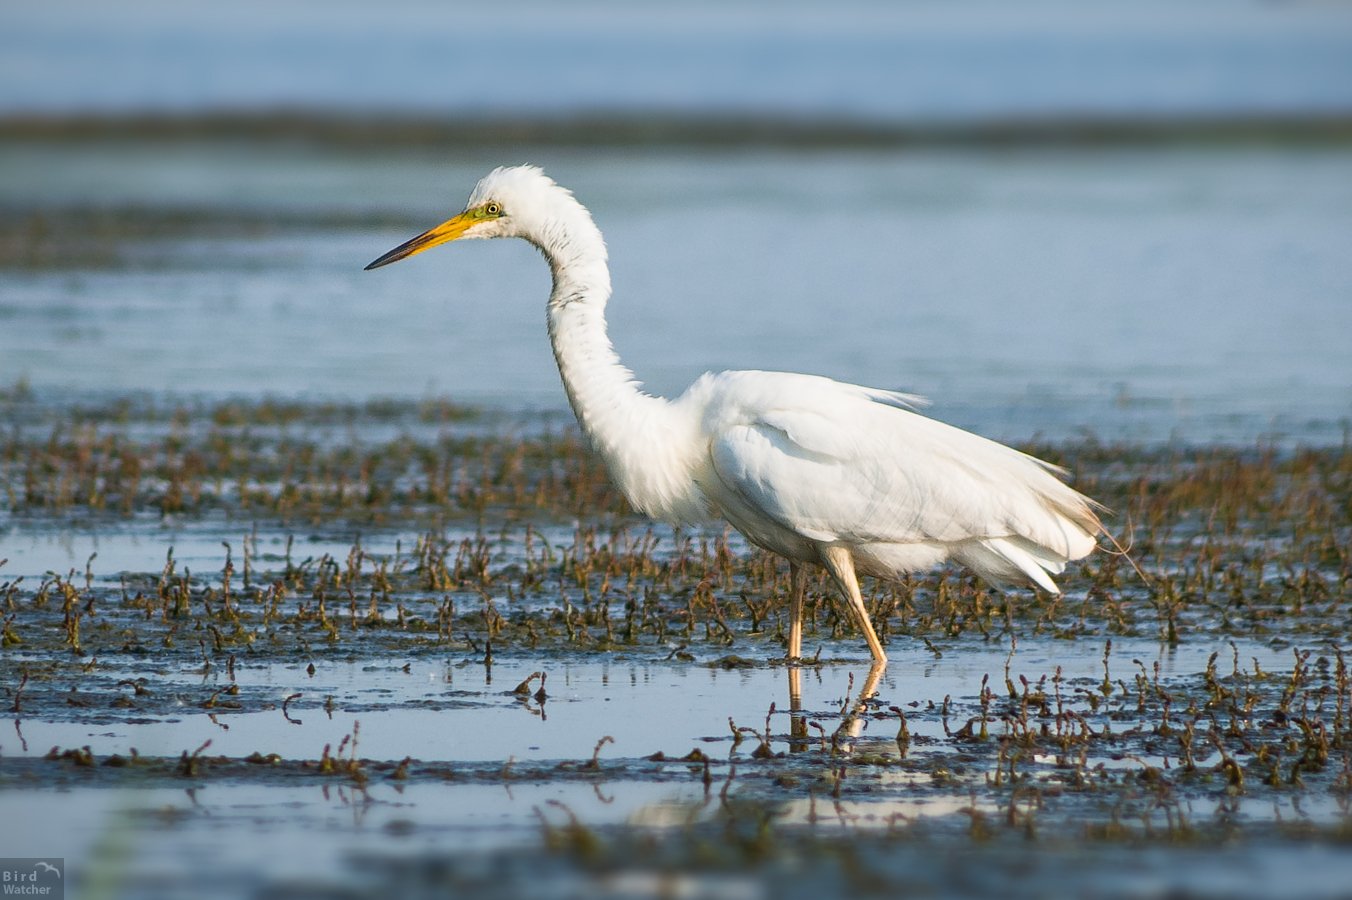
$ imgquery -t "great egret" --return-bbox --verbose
[367,165,1103,664]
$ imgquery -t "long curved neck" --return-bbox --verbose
[533,207,704,524]
[539,215,647,447]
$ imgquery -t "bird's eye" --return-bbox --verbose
[485,202,502,216]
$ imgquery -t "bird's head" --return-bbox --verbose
[365,165,577,270]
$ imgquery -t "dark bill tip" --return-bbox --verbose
[363,213,473,271]
[364,241,416,271]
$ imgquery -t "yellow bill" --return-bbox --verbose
[365,211,477,271]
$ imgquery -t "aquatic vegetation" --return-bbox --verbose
[0,394,1349,898]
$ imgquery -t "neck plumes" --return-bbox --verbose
[534,204,706,525]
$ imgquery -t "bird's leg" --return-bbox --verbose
[786,564,809,749]
[820,545,888,664]
[786,562,806,662]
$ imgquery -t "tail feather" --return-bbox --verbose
[959,535,1072,594]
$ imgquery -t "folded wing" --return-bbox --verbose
[697,372,1100,591]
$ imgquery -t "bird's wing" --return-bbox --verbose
[698,372,1098,559]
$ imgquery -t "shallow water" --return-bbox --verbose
[4,632,1296,764]
[1,583,1331,890]
[3,142,1350,445]
[3,633,1347,900]
[1,422,1348,900]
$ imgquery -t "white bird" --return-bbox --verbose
[366,165,1102,664]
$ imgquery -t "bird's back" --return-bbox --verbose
[680,369,1100,591]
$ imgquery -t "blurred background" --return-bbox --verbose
[3,0,1351,443]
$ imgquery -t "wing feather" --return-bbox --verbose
[693,371,1100,569]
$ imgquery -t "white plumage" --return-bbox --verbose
[367,165,1103,664]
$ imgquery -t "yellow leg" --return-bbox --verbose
[787,562,806,662]
[786,564,810,748]
[821,545,888,664]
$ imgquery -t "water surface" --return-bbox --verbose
[6,1,1352,120]
[3,142,1349,444]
